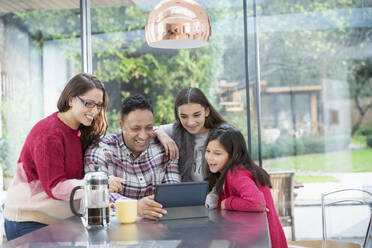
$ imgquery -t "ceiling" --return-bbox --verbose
[0,0,135,14]
[0,0,228,14]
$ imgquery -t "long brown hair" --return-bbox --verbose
[205,127,271,194]
[57,73,108,152]
[174,87,225,130]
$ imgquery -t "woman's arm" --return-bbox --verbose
[223,172,266,212]
[33,135,83,201]
[154,124,179,160]
[163,157,181,183]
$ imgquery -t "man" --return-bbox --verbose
[84,94,180,220]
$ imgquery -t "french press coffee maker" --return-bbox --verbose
[70,166,110,229]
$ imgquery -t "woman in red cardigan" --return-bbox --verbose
[204,127,288,248]
[4,73,108,240]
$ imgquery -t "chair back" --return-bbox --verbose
[270,171,295,220]
[321,189,372,248]
[270,171,296,240]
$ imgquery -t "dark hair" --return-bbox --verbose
[174,87,225,130]
[120,94,153,120]
[57,73,108,152]
[205,127,271,194]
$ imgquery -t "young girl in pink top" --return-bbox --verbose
[204,127,288,248]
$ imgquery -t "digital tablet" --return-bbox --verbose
[154,181,209,208]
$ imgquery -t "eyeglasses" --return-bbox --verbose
[76,96,103,111]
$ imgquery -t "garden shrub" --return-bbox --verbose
[0,138,10,177]
[299,137,324,154]
[250,140,275,161]
[294,137,306,155]
[356,125,372,136]
[367,135,372,148]
[261,142,275,159]
[249,134,351,160]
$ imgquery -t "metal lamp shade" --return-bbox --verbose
[145,0,211,49]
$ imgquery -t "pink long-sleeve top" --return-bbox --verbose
[219,167,288,248]
[4,112,84,224]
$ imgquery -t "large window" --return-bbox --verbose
[0,2,81,177]
[256,0,372,241]
[0,0,371,243]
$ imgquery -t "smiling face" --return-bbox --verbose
[177,103,210,135]
[120,109,154,157]
[205,139,230,174]
[68,88,104,129]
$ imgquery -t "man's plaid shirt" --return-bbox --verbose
[84,130,180,201]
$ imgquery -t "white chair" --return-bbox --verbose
[289,189,372,248]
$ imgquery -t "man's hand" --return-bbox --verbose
[138,195,167,220]
[108,176,126,193]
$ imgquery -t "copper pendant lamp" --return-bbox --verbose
[145,0,211,49]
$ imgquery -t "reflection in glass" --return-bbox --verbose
[145,0,211,49]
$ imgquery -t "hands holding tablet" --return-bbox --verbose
[108,177,168,220]
[137,182,209,220]
[138,195,167,220]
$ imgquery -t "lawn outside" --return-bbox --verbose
[294,174,340,183]
[264,148,372,183]
[351,134,367,146]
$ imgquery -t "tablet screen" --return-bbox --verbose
[155,182,209,208]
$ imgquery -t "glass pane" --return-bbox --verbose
[254,0,372,242]
[90,0,248,139]
[0,1,81,177]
